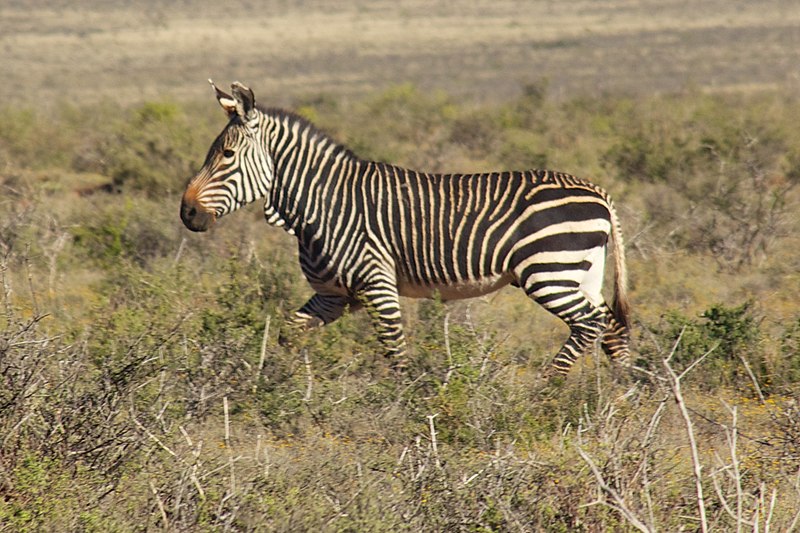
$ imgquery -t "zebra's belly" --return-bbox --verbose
[397,273,514,301]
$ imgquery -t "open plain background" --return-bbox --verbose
[2,0,800,105]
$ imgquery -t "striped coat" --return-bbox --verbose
[181,82,630,375]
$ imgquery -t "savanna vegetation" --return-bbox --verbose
[1,83,800,531]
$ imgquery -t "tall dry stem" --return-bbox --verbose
[662,328,715,533]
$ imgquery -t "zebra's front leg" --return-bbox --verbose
[280,293,362,347]
[358,282,408,372]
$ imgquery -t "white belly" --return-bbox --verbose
[397,273,513,301]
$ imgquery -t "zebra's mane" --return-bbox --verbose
[262,107,358,161]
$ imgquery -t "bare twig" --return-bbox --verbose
[149,480,169,529]
[23,246,40,316]
[787,468,800,532]
[739,354,766,405]
[711,464,754,528]
[196,455,244,482]
[178,425,193,447]
[662,331,714,533]
[725,403,743,532]
[633,397,667,530]
[382,371,429,414]
[576,445,651,533]
[190,465,206,501]
[228,451,237,500]
[764,484,777,533]
[303,349,313,402]
[1,255,13,323]
[253,315,271,393]
[173,236,186,265]
[132,412,178,458]
[223,395,231,445]
[443,312,455,385]
[428,413,441,469]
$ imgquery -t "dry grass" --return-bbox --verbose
[3,0,800,108]
[2,4,800,529]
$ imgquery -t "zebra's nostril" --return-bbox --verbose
[188,207,197,218]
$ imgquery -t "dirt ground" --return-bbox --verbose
[2,0,800,107]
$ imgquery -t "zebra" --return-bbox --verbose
[180,81,630,376]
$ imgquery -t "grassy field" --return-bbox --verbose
[3,0,800,106]
[2,2,800,531]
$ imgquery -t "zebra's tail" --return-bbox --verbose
[608,200,630,329]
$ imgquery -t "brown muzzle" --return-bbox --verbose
[180,188,215,232]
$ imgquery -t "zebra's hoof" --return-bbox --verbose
[543,363,570,383]
[388,358,409,375]
[278,333,296,349]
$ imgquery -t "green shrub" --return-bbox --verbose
[1,454,83,531]
[70,197,181,268]
[0,106,83,170]
[648,301,765,392]
[599,93,800,270]
[345,83,460,169]
[779,317,800,385]
[93,101,207,197]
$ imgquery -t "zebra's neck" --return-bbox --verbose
[261,109,361,236]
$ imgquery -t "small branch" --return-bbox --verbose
[302,349,313,402]
[710,465,754,528]
[383,371,429,414]
[190,466,206,500]
[678,343,717,381]
[764,484,777,533]
[24,246,40,317]
[1,254,13,323]
[427,413,441,469]
[443,312,455,386]
[738,354,766,405]
[228,450,237,500]
[576,446,651,533]
[132,413,178,458]
[786,468,800,532]
[223,396,231,445]
[149,480,169,529]
[178,425,193,447]
[662,336,711,533]
[724,402,744,533]
[253,315,271,393]
[196,455,244,482]
[173,236,186,265]
[634,397,667,530]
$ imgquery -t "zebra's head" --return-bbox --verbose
[180,81,274,232]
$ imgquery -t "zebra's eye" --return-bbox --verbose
[222,149,235,158]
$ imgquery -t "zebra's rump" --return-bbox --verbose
[397,272,514,301]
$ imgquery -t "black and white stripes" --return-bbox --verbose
[181,82,630,375]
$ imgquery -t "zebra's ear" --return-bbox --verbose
[209,79,237,118]
[231,82,257,121]
[231,81,256,120]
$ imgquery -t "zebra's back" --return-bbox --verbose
[370,165,613,299]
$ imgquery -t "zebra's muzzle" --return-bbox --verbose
[180,195,215,232]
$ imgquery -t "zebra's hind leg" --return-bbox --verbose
[521,279,609,376]
[579,246,630,366]
[547,297,609,375]
[600,306,630,363]
[517,245,610,375]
